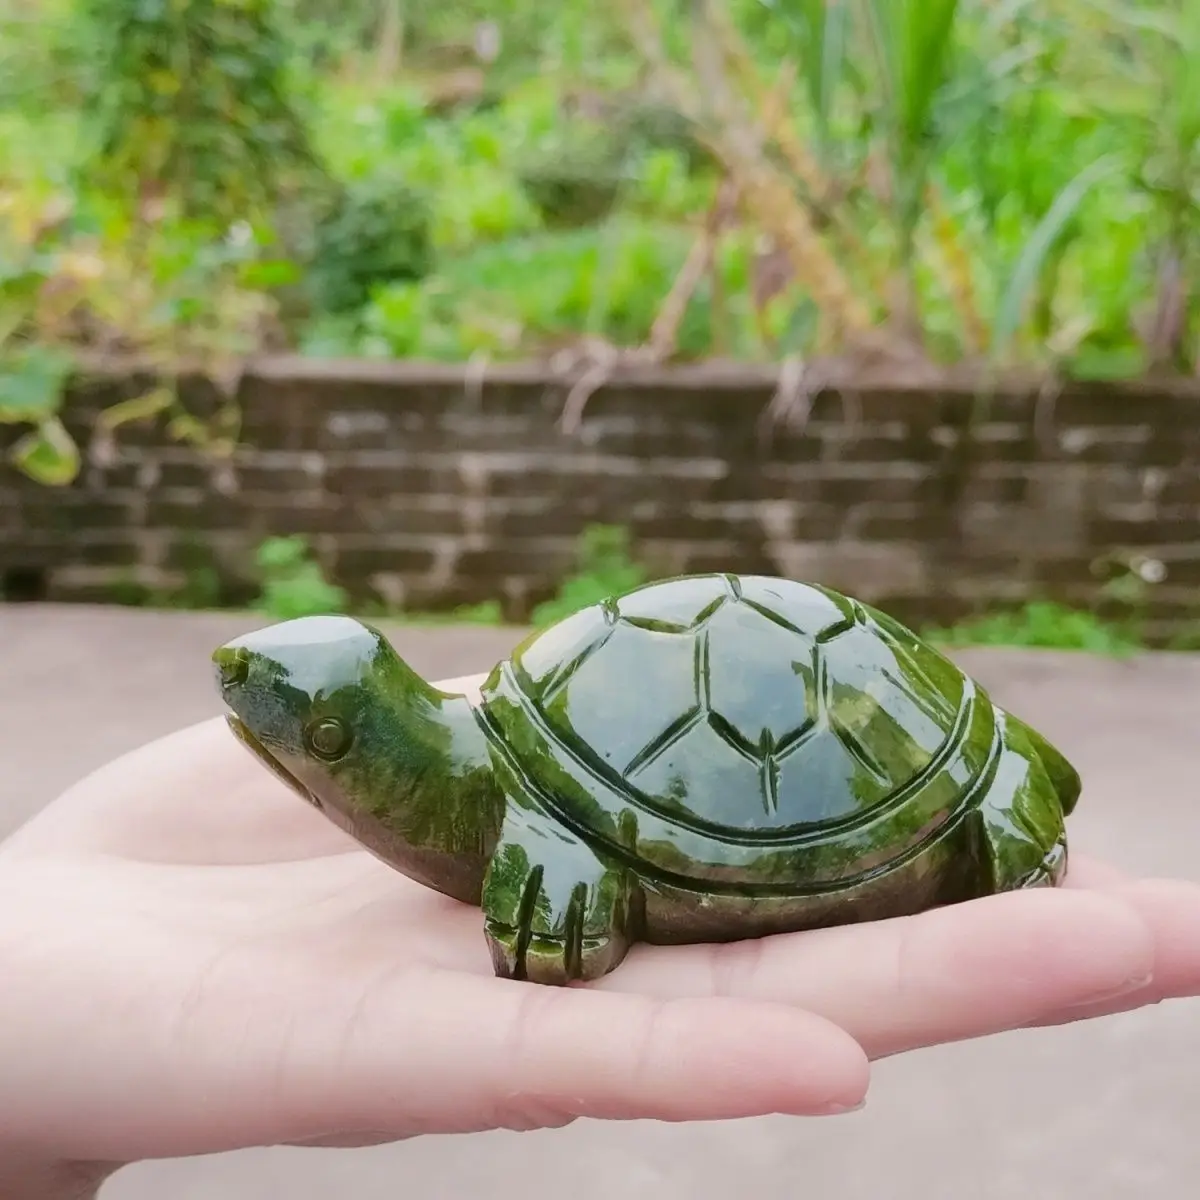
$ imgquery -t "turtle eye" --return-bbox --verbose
[305,716,352,761]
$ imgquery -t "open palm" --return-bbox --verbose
[2,673,1198,1173]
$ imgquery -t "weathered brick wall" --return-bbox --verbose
[3,356,1200,640]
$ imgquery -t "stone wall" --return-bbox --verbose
[3,356,1200,641]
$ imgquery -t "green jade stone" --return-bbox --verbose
[212,573,1081,986]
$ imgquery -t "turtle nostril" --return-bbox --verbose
[214,646,251,689]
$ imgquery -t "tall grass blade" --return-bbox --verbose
[857,0,961,264]
[990,153,1123,363]
[858,0,961,183]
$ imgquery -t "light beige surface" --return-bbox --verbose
[3,604,1200,1199]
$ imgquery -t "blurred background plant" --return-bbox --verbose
[530,523,650,628]
[3,0,1200,483]
[253,534,349,620]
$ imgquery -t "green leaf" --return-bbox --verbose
[1066,343,1146,381]
[858,0,962,238]
[991,153,1124,363]
[238,257,302,290]
[0,344,73,423]
[9,416,81,485]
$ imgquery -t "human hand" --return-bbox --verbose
[2,672,1198,1194]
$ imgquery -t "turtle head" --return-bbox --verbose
[212,615,395,812]
[213,614,505,903]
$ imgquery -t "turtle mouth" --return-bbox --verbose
[224,714,325,811]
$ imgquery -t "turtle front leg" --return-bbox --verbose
[968,707,1070,894]
[481,801,637,986]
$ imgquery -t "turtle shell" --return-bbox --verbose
[479,573,998,887]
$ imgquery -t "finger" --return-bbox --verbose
[299,971,870,1138]
[1030,878,1200,1027]
[1062,853,1135,889]
[592,888,1155,1060]
[55,968,871,1158]
[12,718,355,863]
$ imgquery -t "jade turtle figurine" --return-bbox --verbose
[212,573,1080,986]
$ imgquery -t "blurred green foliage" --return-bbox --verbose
[77,0,322,227]
[926,601,1142,658]
[530,524,651,628]
[4,0,1200,485]
[307,173,435,314]
[254,534,349,620]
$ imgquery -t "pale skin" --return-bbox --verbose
[3,674,1200,1200]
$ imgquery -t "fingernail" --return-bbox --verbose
[819,1098,866,1116]
[1062,970,1155,1012]
[1098,970,1155,1001]
[1121,970,1155,993]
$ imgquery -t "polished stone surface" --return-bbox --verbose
[4,603,1200,1200]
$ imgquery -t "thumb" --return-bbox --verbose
[282,970,870,1139]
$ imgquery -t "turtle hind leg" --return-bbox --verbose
[966,708,1070,896]
[1004,713,1082,816]
[481,799,638,986]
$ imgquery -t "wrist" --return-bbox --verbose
[0,1154,118,1200]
